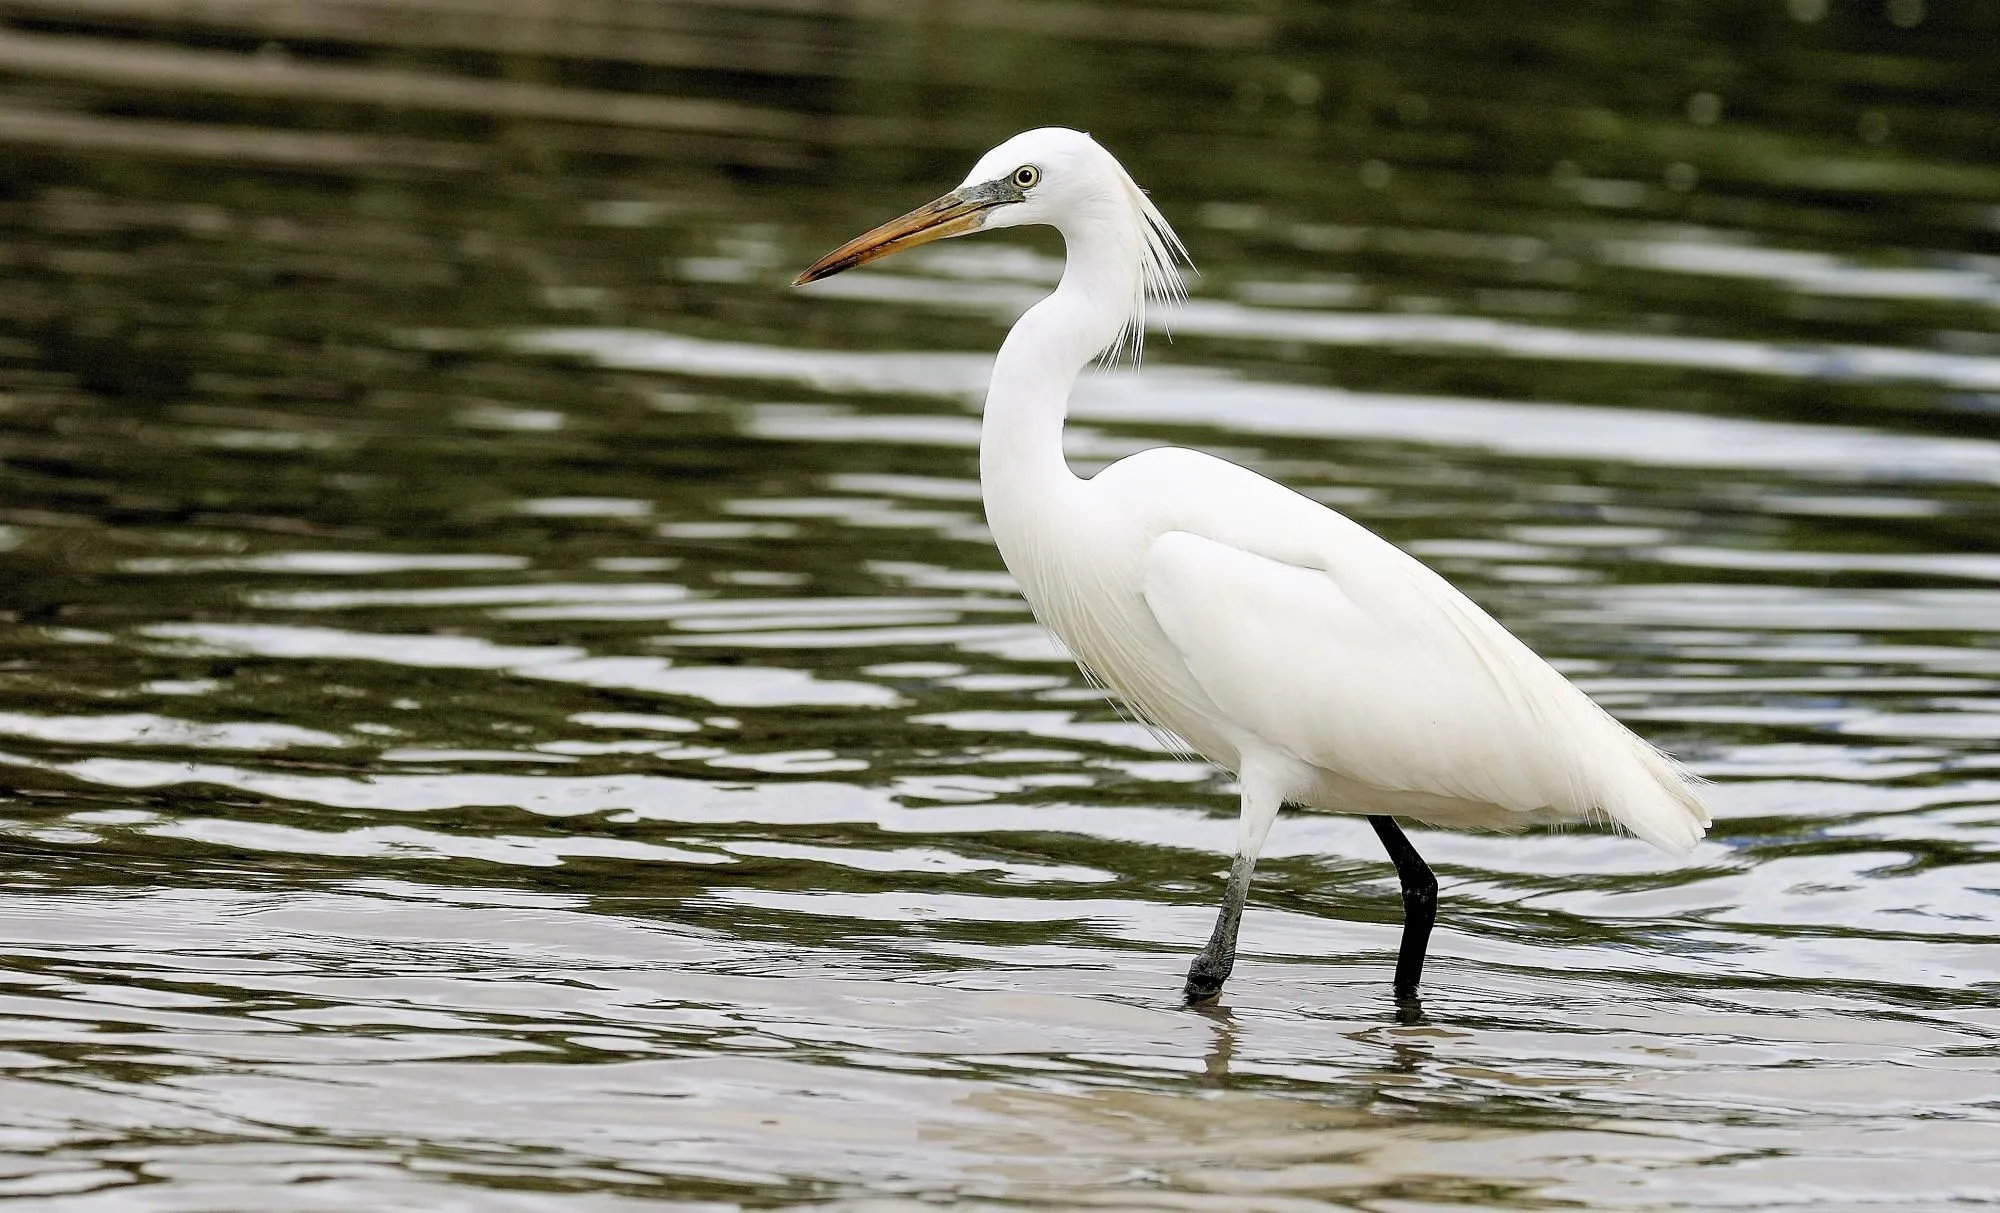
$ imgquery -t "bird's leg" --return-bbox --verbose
[1183,853,1254,1004]
[1367,815,1438,1003]
[1184,771,1283,1005]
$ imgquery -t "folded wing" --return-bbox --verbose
[1141,525,1708,852]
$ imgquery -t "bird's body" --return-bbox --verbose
[989,443,1705,847]
[797,127,1709,1007]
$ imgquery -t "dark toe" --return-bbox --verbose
[1183,956,1231,1005]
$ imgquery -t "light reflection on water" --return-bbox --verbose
[0,1,1997,1208]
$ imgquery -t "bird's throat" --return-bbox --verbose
[977,290,1097,528]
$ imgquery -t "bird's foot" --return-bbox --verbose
[1183,952,1233,1006]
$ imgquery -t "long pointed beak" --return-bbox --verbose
[793,180,1014,285]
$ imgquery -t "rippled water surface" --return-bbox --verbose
[1,2,1998,1208]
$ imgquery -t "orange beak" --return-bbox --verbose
[793,179,1017,285]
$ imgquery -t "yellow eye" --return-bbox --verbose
[1013,165,1040,189]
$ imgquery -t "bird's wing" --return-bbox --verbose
[1140,520,1707,851]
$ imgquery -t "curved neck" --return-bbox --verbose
[979,225,1138,520]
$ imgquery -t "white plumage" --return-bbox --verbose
[797,127,1709,1005]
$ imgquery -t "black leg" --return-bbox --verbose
[1185,775,1287,1006]
[1368,816,1437,1002]
[1184,855,1254,1005]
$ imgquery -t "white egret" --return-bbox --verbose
[795,128,1709,1007]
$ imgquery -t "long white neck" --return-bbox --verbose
[979,222,1139,539]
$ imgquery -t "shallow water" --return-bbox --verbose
[1,2,1998,1208]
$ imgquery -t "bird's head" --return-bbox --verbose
[793,127,1186,360]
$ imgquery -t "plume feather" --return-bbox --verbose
[1102,164,1191,366]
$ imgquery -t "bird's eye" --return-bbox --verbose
[1013,165,1040,189]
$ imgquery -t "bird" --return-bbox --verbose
[794,128,1710,1009]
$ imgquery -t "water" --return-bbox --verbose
[1,2,1998,1207]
